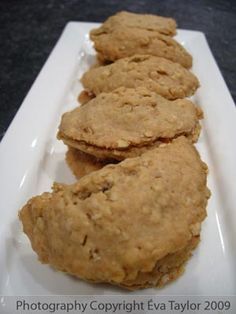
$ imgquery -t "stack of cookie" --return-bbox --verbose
[58,11,202,178]
[19,12,210,290]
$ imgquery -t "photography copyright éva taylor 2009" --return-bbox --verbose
[15,298,232,313]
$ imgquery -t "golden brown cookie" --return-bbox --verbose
[19,137,210,290]
[80,55,199,103]
[91,11,177,37]
[66,147,115,179]
[58,87,203,161]
[90,26,192,68]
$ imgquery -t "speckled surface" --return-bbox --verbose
[0,0,235,140]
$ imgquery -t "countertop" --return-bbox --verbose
[0,0,235,140]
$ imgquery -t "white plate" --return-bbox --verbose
[0,22,236,296]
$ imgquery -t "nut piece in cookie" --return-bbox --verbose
[19,137,210,290]
[90,11,177,37]
[58,87,203,161]
[90,26,192,68]
[80,55,199,104]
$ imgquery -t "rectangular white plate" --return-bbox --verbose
[0,22,236,296]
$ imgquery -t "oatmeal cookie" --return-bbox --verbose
[66,147,116,179]
[90,26,192,68]
[58,87,203,161]
[90,11,177,37]
[80,55,198,104]
[19,137,210,289]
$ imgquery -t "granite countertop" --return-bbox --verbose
[0,0,235,140]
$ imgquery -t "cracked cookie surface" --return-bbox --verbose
[19,137,210,289]
[80,55,199,103]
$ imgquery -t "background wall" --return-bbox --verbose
[0,0,235,140]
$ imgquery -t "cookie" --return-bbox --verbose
[58,87,203,161]
[80,55,199,103]
[90,11,177,37]
[66,147,115,179]
[90,26,192,68]
[19,137,210,289]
